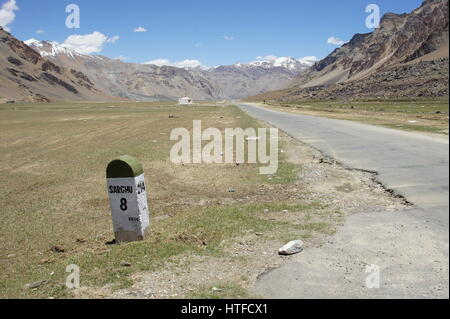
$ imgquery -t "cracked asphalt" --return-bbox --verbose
[237,103,449,299]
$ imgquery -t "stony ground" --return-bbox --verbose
[246,59,449,103]
[281,59,449,101]
[253,99,449,136]
[0,101,412,299]
[73,131,408,299]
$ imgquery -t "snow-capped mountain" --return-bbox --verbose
[236,56,317,72]
[25,39,313,100]
[24,39,87,59]
[247,0,449,102]
[0,28,109,103]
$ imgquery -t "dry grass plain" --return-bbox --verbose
[0,101,344,298]
[256,99,449,135]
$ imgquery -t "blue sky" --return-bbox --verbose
[2,0,423,67]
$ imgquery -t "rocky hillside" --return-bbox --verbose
[295,0,448,87]
[199,63,304,99]
[25,40,310,101]
[0,27,112,103]
[247,0,449,102]
[255,58,448,101]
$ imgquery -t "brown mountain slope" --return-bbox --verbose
[26,41,311,101]
[248,58,448,101]
[296,0,449,87]
[0,27,113,103]
[246,0,449,102]
[24,44,220,101]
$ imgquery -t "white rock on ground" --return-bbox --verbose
[278,240,304,255]
[25,280,49,289]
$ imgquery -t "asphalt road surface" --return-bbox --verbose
[237,103,449,299]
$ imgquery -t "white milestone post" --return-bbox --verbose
[106,155,150,243]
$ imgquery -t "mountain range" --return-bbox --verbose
[247,0,449,102]
[0,27,113,103]
[1,0,448,103]
[19,39,312,102]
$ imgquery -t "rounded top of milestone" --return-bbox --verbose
[106,155,144,178]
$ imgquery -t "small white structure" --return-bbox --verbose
[178,96,193,105]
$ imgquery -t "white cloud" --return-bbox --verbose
[298,56,319,65]
[133,26,147,32]
[145,58,170,66]
[173,59,205,69]
[114,55,129,61]
[61,31,118,54]
[145,58,207,69]
[0,0,19,32]
[327,37,346,46]
[107,35,120,43]
[36,29,45,34]
[256,55,278,62]
[223,35,234,41]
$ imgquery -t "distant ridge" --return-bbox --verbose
[0,27,115,103]
[246,0,449,102]
[25,39,313,101]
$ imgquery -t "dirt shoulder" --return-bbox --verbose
[74,128,409,299]
[248,100,449,138]
[0,102,409,299]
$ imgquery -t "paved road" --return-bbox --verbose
[237,103,449,299]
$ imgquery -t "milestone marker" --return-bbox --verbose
[106,155,150,243]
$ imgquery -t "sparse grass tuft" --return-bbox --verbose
[186,282,255,299]
[381,123,448,134]
[266,162,301,184]
[262,99,449,135]
[0,101,337,298]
